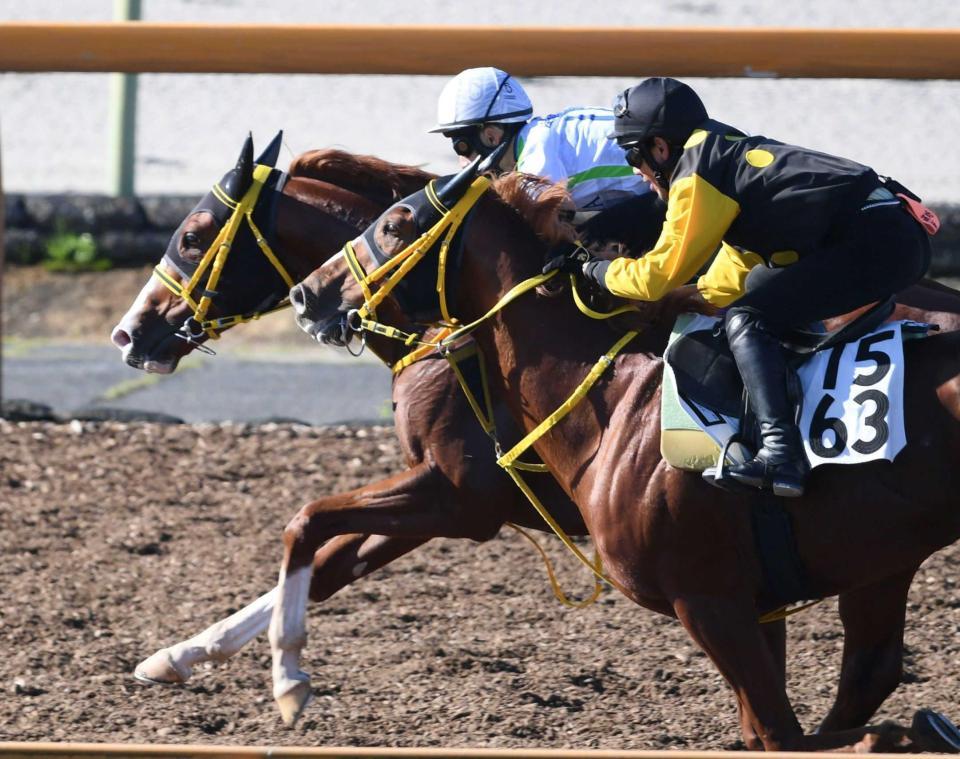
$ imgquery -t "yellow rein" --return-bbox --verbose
[339,186,814,620]
[153,164,295,340]
[339,177,644,603]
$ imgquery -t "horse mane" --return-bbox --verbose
[288,149,435,205]
[491,173,577,246]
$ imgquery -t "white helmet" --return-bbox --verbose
[429,67,533,133]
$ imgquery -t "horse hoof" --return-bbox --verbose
[276,681,314,727]
[133,649,190,685]
[913,709,960,753]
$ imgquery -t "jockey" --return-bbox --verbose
[566,76,934,497]
[430,66,664,250]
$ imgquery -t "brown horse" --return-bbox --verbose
[115,136,960,744]
[291,166,960,751]
[112,136,586,695]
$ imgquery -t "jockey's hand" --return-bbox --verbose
[542,243,595,277]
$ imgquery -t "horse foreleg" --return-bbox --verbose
[136,585,277,685]
[270,551,316,726]
[675,594,917,751]
[135,533,426,686]
[269,463,486,726]
[674,594,805,749]
[818,568,916,732]
[307,533,427,602]
[737,618,786,750]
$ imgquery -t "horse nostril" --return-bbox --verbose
[111,326,131,349]
[290,284,308,315]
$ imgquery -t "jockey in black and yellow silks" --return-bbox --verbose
[569,77,933,497]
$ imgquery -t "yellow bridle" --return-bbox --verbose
[342,176,491,330]
[337,177,645,603]
[153,163,295,342]
[331,179,819,619]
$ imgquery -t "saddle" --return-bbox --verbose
[668,297,895,409]
[662,296,940,610]
[662,296,901,486]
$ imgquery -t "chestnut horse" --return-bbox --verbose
[291,166,960,751]
[112,135,587,692]
[115,135,960,744]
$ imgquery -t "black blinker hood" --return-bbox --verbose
[160,132,289,317]
[353,141,502,322]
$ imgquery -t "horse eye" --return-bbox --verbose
[382,221,399,235]
[182,231,201,249]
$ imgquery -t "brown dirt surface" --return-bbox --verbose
[5,266,960,748]
[2,418,960,749]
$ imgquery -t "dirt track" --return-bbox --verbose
[2,418,960,749]
[4,267,960,748]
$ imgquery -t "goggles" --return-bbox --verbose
[444,127,485,159]
[451,129,477,158]
[443,77,517,161]
[621,142,647,169]
[612,89,632,119]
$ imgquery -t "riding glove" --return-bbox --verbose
[581,259,612,292]
[541,243,595,277]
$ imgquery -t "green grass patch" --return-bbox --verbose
[98,373,163,401]
[43,227,112,272]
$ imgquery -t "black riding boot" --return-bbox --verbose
[724,310,810,497]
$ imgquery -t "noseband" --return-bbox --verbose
[153,163,295,345]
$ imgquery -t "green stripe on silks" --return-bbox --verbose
[566,165,636,190]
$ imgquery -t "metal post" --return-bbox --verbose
[108,0,141,197]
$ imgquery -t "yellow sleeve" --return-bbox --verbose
[601,174,740,302]
[696,243,764,307]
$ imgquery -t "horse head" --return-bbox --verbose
[291,166,576,349]
[111,136,432,373]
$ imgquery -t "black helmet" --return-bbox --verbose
[608,77,707,147]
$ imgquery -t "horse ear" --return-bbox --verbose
[221,133,255,200]
[436,154,483,208]
[255,130,283,168]
[436,140,509,208]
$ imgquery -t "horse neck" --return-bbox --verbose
[272,176,384,282]
[476,289,660,401]
[451,206,671,477]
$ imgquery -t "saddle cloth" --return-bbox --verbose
[661,313,915,472]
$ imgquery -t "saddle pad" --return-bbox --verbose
[661,314,909,471]
[661,314,731,470]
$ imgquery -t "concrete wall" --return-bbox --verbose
[8,193,960,275]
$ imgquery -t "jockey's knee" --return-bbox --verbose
[724,306,759,338]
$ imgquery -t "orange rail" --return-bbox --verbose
[0,744,911,759]
[0,23,958,78]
